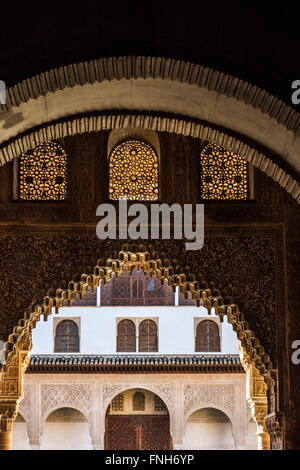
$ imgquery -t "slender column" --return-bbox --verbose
[173,443,183,450]
[0,402,18,451]
[257,426,271,450]
[170,382,184,450]
[91,432,105,450]
[27,383,41,450]
[233,430,246,450]
[89,383,104,450]
[240,357,270,451]
[232,375,247,450]
[0,430,12,450]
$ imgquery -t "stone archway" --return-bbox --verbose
[41,407,91,450]
[183,407,236,450]
[104,388,172,450]
[0,249,275,450]
[0,57,299,202]
[11,412,30,451]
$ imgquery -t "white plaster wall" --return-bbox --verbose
[11,422,31,450]
[182,421,235,450]
[40,422,92,450]
[31,306,239,355]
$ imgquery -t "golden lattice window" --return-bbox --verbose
[111,394,124,412]
[200,143,248,200]
[109,140,159,201]
[19,141,67,200]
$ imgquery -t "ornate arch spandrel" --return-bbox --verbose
[0,248,275,449]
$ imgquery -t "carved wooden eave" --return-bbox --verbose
[26,354,244,374]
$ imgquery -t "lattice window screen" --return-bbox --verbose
[117,319,136,352]
[133,392,145,411]
[138,320,158,352]
[200,143,248,200]
[19,141,67,200]
[55,320,79,352]
[109,140,159,200]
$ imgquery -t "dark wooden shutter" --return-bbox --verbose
[55,320,79,352]
[106,415,172,450]
[117,319,136,352]
[195,320,220,352]
[138,320,158,352]
[133,392,145,411]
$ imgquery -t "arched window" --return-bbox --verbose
[195,320,220,352]
[109,139,159,200]
[117,320,136,352]
[200,143,248,200]
[19,141,67,200]
[55,320,79,353]
[138,320,158,352]
[133,392,145,411]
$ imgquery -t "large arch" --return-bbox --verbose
[0,57,299,202]
[0,248,273,450]
[104,386,172,450]
[103,385,173,419]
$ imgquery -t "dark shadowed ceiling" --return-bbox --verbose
[0,2,299,107]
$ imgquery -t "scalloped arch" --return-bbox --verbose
[1,113,299,202]
[1,248,274,388]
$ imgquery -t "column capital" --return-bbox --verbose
[256,429,271,451]
[265,411,284,450]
